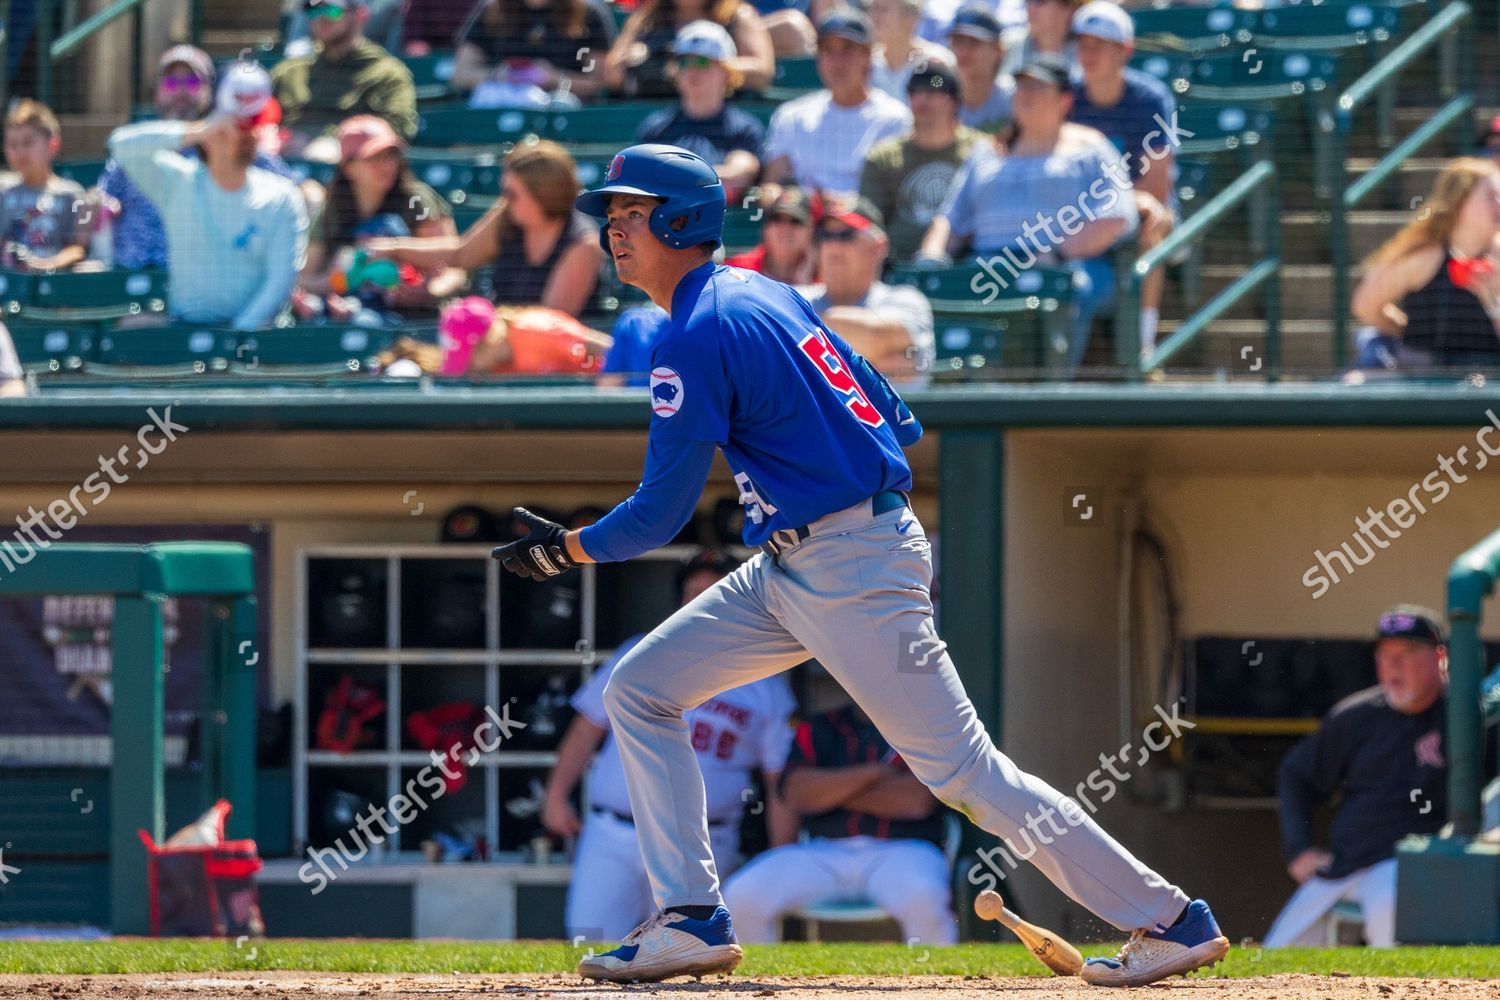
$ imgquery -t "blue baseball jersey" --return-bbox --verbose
[581,262,921,558]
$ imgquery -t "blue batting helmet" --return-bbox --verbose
[575,144,725,252]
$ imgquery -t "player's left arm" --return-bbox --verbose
[824,324,923,446]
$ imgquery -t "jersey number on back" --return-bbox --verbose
[798,328,884,428]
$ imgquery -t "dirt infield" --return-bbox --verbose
[1,972,1493,999]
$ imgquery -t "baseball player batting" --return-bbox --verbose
[492,144,1230,986]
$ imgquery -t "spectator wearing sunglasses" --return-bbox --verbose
[99,45,296,271]
[271,0,418,159]
[725,184,820,286]
[797,195,935,386]
[108,63,309,330]
[1000,0,1080,76]
[634,21,765,204]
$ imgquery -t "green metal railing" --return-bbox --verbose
[36,0,204,113]
[0,542,257,934]
[1117,160,1281,381]
[1326,1,1476,366]
[1446,526,1500,837]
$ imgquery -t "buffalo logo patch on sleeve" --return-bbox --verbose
[650,367,685,417]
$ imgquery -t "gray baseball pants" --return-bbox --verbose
[601,497,1190,932]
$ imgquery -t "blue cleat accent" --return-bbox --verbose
[1081,899,1230,987]
[578,907,742,982]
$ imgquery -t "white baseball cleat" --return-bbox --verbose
[1080,899,1230,988]
[577,907,743,983]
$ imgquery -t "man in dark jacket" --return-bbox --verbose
[1264,606,1449,947]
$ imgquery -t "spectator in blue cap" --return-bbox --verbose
[947,2,1013,134]
[764,6,912,195]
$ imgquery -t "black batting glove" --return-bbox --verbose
[491,507,578,581]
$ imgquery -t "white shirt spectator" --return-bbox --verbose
[766,89,912,195]
[108,121,308,330]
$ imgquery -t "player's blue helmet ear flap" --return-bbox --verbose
[576,144,726,253]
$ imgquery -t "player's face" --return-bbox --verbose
[604,194,670,286]
[1375,639,1446,714]
[1075,35,1129,80]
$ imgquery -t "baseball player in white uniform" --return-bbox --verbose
[541,550,798,942]
[492,144,1229,986]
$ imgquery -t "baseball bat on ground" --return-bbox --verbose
[974,889,1085,976]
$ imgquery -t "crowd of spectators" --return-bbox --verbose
[0,0,1494,388]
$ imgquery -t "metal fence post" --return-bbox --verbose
[1329,119,1351,368]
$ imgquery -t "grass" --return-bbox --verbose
[0,940,1498,978]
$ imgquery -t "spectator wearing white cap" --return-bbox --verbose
[271,0,418,159]
[763,7,912,195]
[1069,0,1177,355]
[99,45,296,271]
[867,0,953,102]
[634,21,765,202]
[107,64,309,330]
[947,2,1014,134]
[1000,0,1080,76]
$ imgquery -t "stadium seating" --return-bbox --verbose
[7,320,96,372]
[1131,5,1257,54]
[94,325,239,370]
[1251,3,1403,54]
[403,52,458,103]
[0,268,168,322]
[887,264,1075,375]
